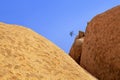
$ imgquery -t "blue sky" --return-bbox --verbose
[0,0,120,53]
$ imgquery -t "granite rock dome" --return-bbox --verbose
[0,23,97,80]
[80,5,120,80]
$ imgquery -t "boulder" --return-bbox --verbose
[69,31,85,64]
[0,22,97,80]
[80,5,120,80]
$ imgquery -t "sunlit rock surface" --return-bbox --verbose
[0,22,97,80]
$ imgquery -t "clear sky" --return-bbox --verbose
[0,0,120,53]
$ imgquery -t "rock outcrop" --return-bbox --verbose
[69,31,85,64]
[0,23,97,80]
[80,5,120,80]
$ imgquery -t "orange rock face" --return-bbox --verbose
[0,22,97,80]
[80,6,120,80]
[69,31,85,64]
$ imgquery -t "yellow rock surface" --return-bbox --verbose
[0,22,97,80]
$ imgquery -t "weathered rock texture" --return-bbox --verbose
[0,23,97,80]
[80,5,120,80]
[69,31,85,64]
